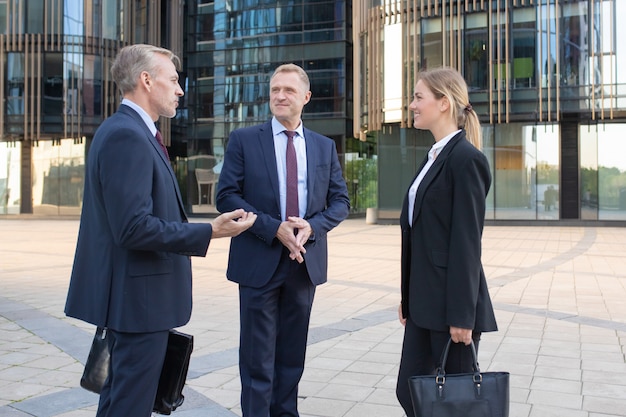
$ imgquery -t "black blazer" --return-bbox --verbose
[399,131,497,333]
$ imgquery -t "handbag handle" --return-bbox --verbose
[436,338,484,396]
[438,337,480,374]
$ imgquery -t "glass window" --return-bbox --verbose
[26,1,44,32]
[597,124,626,220]
[6,53,25,115]
[538,3,558,88]
[494,124,536,220]
[421,18,442,69]
[102,0,119,39]
[0,1,6,34]
[83,55,102,116]
[31,138,85,215]
[536,125,560,219]
[43,53,64,115]
[63,0,84,36]
[464,14,488,91]
[383,23,402,122]
[0,141,21,214]
[560,3,587,87]
[512,8,536,89]
[580,124,598,220]
[493,123,559,220]
[483,125,495,219]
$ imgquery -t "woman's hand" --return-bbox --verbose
[449,326,472,345]
[398,303,407,326]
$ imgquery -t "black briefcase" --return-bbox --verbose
[80,328,193,415]
[408,338,509,417]
[153,329,194,414]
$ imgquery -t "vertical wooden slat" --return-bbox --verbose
[36,34,41,141]
[488,2,493,124]
[590,0,595,120]
[504,0,509,123]
[352,2,361,137]
[0,35,4,140]
[538,3,543,122]
[555,0,560,122]
[458,0,462,69]
[609,0,614,119]
[24,33,29,143]
[599,0,604,120]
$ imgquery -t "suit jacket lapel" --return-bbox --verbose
[411,133,463,225]
[258,122,281,210]
[303,128,318,217]
[119,105,187,219]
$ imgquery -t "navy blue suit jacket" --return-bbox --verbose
[216,121,350,288]
[399,131,497,333]
[65,105,213,333]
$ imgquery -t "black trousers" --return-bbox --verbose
[396,319,481,416]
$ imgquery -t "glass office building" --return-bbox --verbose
[354,0,626,224]
[5,0,626,225]
[0,0,359,216]
[182,1,356,215]
[0,0,183,215]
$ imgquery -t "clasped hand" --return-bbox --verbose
[276,216,311,263]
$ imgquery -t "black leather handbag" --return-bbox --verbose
[80,328,193,415]
[408,338,509,417]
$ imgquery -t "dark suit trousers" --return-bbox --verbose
[396,319,481,416]
[239,249,316,417]
[96,329,169,417]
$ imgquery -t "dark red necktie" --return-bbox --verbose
[285,130,299,218]
[155,130,170,160]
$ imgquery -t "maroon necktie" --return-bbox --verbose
[155,130,170,160]
[285,130,299,218]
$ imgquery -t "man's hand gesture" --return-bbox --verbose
[211,209,257,239]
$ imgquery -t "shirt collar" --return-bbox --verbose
[272,116,304,138]
[122,98,157,136]
[429,129,460,159]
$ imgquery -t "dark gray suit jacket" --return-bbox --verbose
[65,105,213,333]
[399,131,497,333]
[216,120,350,288]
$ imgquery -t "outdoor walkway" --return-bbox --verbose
[1,218,625,417]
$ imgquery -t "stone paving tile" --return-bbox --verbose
[2,219,626,416]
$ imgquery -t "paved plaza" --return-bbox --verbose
[1,217,626,416]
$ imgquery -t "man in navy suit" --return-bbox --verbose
[216,63,350,417]
[64,44,256,417]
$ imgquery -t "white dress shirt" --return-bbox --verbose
[407,130,460,226]
[121,98,157,136]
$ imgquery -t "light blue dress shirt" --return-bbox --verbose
[272,117,308,221]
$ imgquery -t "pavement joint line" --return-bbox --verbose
[488,227,596,287]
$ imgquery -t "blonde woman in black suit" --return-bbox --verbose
[395,67,498,416]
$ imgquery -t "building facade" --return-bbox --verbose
[0,0,184,215]
[354,0,626,224]
[0,0,360,217]
[182,0,357,215]
[5,0,624,224]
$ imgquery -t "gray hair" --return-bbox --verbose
[111,44,181,95]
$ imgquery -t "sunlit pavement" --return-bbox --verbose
[1,218,625,417]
